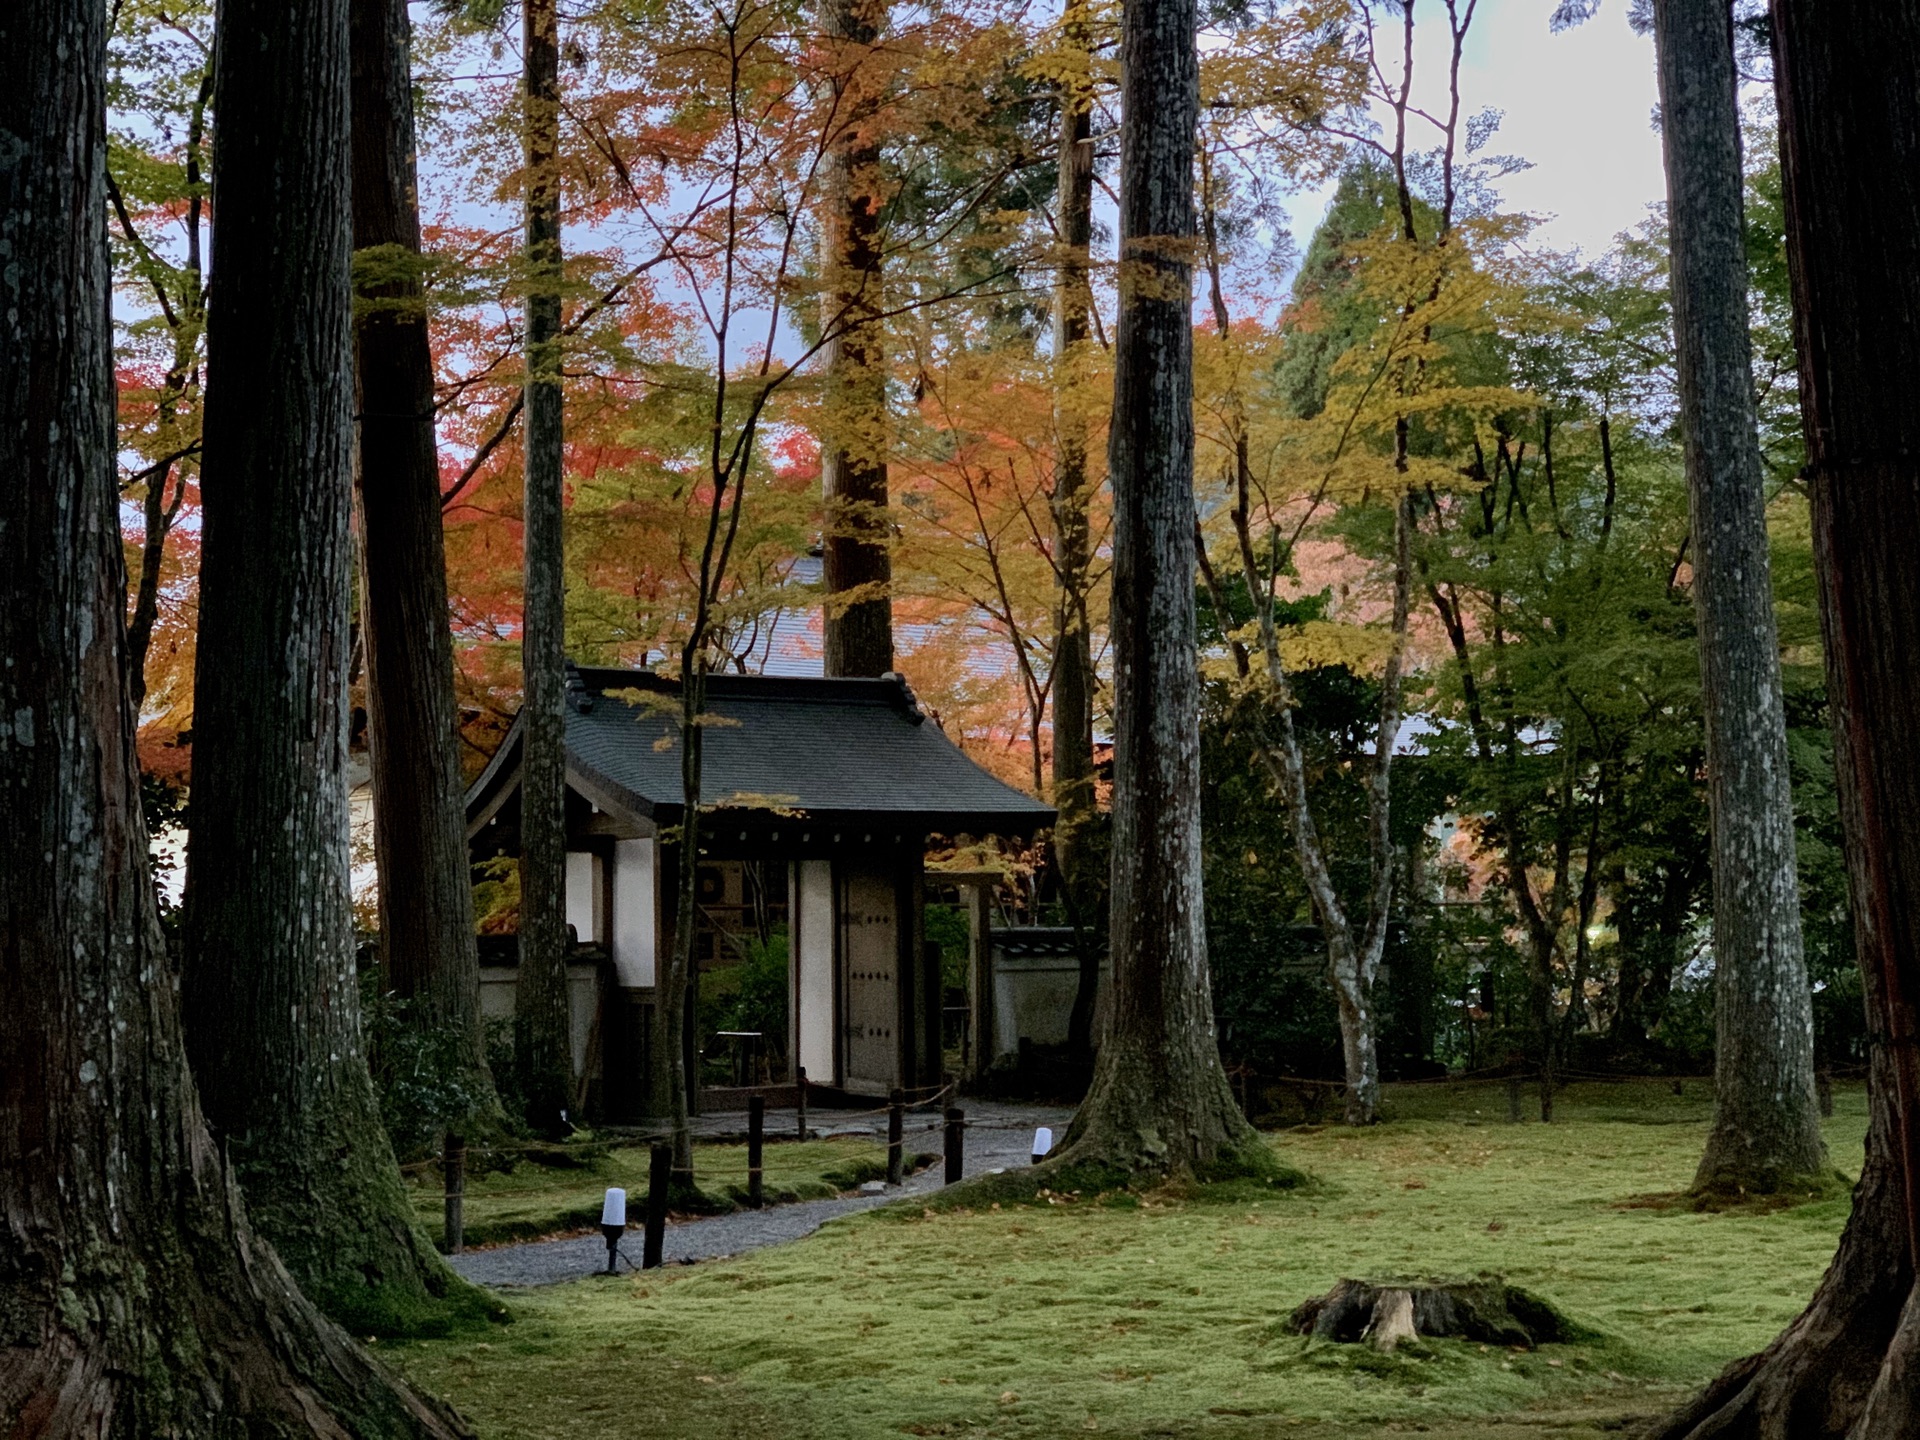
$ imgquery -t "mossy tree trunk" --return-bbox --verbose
[0,4,468,1429]
[180,0,491,1337]
[818,0,895,679]
[1052,0,1261,1178]
[1050,0,1103,1058]
[1649,4,1920,1433]
[350,0,499,1123]
[1650,0,1825,1197]
[515,0,575,1136]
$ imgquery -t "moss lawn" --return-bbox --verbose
[389,1078,1867,1438]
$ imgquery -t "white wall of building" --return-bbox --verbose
[611,837,658,988]
[565,850,603,945]
[793,858,836,1082]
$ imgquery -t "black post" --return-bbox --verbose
[796,1064,809,1140]
[443,1131,466,1255]
[944,1106,965,1185]
[643,1141,670,1269]
[1817,1069,1835,1118]
[887,1087,904,1186]
[1505,1075,1522,1124]
[747,1094,765,1208]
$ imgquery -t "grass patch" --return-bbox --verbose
[410,1136,924,1248]
[391,1078,1868,1438]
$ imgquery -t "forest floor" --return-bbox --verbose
[388,1078,1867,1439]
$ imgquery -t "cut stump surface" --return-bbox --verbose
[1291,1277,1580,1352]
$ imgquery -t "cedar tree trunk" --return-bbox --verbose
[181,0,490,1336]
[1051,0,1263,1178]
[818,0,895,678]
[350,0,498,1118]
[1051,0,1103,1057]
[1651,0,1825,1195]
[0,5,469,1430]
[515,0,575,1134]
[1647,3,1920,1433]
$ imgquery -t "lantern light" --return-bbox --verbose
[1031,1127,1054,1167]
[600,1187,628,1274]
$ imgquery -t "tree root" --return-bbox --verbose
[1642,1146,1911,1439]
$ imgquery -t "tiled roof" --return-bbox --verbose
[468,666,1054,836]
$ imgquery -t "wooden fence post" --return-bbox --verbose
[644,1141,670,1269]
[748,1095,765,1208]
[944,1107,965,1185]
[887,1088,904,1186]
[443,1131,466,1255]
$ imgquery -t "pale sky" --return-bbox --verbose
[1277,0,1667,270]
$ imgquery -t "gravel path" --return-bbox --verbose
[448,1103,1073,1289]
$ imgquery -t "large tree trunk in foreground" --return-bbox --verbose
[350,0,498,1119]
[1649,4,1920,1434]
[515,0,575,1135]
[818,0,895,679]
[1651,0,1825,1196]
[1050,0,1102,1058]
[1052,0,1261,1178]
[182,0,489,1336]
[0,6,465,1430]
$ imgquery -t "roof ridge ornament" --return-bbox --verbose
[882,670,927,725]
[564,660,595,713]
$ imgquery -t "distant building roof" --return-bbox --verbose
[466,666,1054,838]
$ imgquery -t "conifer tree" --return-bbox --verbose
[1649,2,1920,1432]
[351,0,500,1125]
[1649,0,1825,1197]
[818,0,896,677]
[515,0,575,1132]
[0,0,463,1411]
[1048,0,1265,1179]
[180,0,492,1335]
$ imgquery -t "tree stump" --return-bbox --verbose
[1292,1277,1579,1353]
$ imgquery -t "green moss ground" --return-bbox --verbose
[412,1137,923,1248]
[391,1079,1868,1438]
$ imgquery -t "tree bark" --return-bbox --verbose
[1648,3,1920,1433]
[180,0,490,1337]
[515,0,574,1135]
[818,0,895,678]
[0,6,470,1431]
[1051,0,1262,1178]
[350,0,498,1119]
[1651,0,1825,1195]
[1050,0,1102,1058]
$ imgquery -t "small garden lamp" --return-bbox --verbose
[1031,1127,1053,1167]
[600,1187,627,1274]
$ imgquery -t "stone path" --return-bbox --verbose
[447,1101,1074,1289]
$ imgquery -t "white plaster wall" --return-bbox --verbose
[565,850,602,944]
[479,962,600,1088]
[794,858,836,1082]
[611,838,658,988]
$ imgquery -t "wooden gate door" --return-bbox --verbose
[840,864,898,1094]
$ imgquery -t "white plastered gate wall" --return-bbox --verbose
[792,858,836,1084]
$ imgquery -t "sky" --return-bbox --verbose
[1275,0,1667,272]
